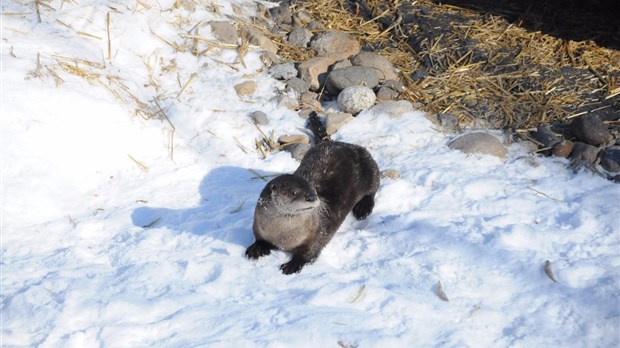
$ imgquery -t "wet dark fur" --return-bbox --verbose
[246,113,380,274]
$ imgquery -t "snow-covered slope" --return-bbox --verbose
[2,1,619,347]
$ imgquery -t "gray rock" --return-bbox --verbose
[530,125,561,147]
[337,86,376,114]
[269,3,293,31]
[287,27,313,47]
[306,21,326,31]
[600,146,620,172]
[325,112,354,135]
[552,140,573,158]
[284,143,310,161]
[381,169,401,179]
[300,92,322,110]
[331,59,352,71]
[448,133,507,158]
[382,79,405,93]
[260,51,281,67]
[269,62,297,80]
[286,77,311,95]
[569,142,599,164]
[293,11,312,27]
[278,134,310,145]
[375,86,400,101]
[310,30,360,61]
[351,51,399,81]
[298,56,337,90]
[208,21,238,45]
[298,108,315,119]
[234,81,256,96]
[326,66,379,95]
[272,95,298,110]
[438,113,458,129]
[241,27,278,54]
[250,111,268,125]
[366,100,414,118]
[569,115,613,146]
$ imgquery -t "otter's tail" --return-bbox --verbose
[307,111,330,143]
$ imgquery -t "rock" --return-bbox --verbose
[382,79,405,93]
[600,146,620,172]
[530,125,561,148]
[278,134,310,145]
[366,100,414,118]
[287,27,313,47]
[208,21,238,45]
[269,3,293,31]
[298,56,337,90]
[569,142,599,164]
[569,115,613,146]
[234,81,256,96]
[306,21,326,31]
[331,59,352,71]
[241,27,278,54]
[437,113,458,129]
[283,143,310,161]
[260,51,280,67]
[298,108,315,119]
[250,111,268,125]
[351,51,399,81]
[310,30,360,61]
[552,140,573,157]
[381,169,401,179]
[325,66,379,95]
[293,11,312,27]
[337,86,376,114]
[325,112,354,135]
[300,92,322,110]
[272,95,298,110]
[269,62,297,80]
[376,86,399,101]
[286,77,311,95]
[448,133,507,158]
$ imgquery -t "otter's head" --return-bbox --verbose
[259,174,320,215]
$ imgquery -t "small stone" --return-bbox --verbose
[365,100,414,118]
[298,108,314,119]
[287,77,311,95]
[326,66,379,95]
[337,86,376,114]
[351,51,399,81]
[310,30,360,61]
[530,125,561,148]
[325,112,354,135]
[569,115,613,146]
[272,95,298,110]
[294,11,313,27]
[208,21,238,45]
[260,51,281,67]
[278,134,310,145]
[269,3,293,31]
[382,80,405,93]
[234,81,256,96]
[300,92,322,110]
[448,133,507,158]
[269,62,297,80]
[241,27,278,54]
[381,169,401,179]
[287,27,313,47]
[306,21,326,31]
[552,140,573,157]
[376,86,399,101]
[331,59,352,71]
[284,143,310,161]
[600,146,620,172]
[569,142,599,164]
[298,56,337,90]
[250,111,268,125]
[438,113,458,129]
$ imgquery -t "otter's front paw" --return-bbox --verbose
[280,257,307,275]
[245,241,274,259]
[353,194,375,220]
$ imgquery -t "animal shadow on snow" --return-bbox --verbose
[131,166,276,246]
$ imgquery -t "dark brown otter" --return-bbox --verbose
[246,113,380,274]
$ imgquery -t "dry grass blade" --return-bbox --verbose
[127,154,149,172]
[349,284,366,303]
[544,260,558,283]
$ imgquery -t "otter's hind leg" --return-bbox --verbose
[353,193,375,220]
[246,240,276,259]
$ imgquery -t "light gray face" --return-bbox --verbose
[263,175,320,215]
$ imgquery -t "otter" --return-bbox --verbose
[245,113,380,274]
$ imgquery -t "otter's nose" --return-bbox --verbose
[305,193,318,202]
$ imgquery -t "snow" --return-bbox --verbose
[2,0,619,347]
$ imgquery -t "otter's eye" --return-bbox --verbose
[291,190,297,196]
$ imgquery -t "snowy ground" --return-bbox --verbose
[2,1,619,347]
